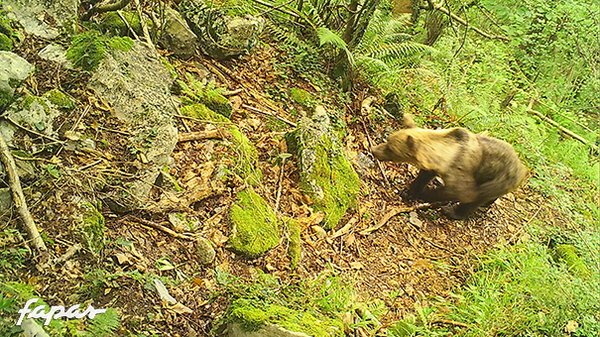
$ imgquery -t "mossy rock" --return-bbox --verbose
[67,30,134,72]
[75,202,106,254]
[0,33,12,51]
[42,89,76,109]
[286,106,361,229]
[552,244,590,278]
[100,11,154,37]
[225,299,344,336]
[286,218,301,269]
[290,87,315,108]
[229,189,279,258]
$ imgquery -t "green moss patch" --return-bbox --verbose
[179,74,232,118]
[67,30,134,72]
[226,299,344,336]
[229,189,278,258]
[286,218,301,269]
[100,11,154,37]
[552,244,590,278]
[77,202,106,254]
[0,33,12,51]
[290,87,315,108]
[42,89,76,109]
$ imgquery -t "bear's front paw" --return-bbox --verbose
[441,205,467,220]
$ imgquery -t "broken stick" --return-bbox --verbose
[360,203,431,235]
[0,135,47,252]
[178,130,222,143]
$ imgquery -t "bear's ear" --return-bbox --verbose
[402,114,417,129]
[406,135,418,151]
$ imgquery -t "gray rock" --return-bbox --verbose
[227,322,311,337]
[6,95,61,137]
[179,0,264,59]
[3,0,77,39]
[38,44,73,69]
[195,236,215,265]
[354,151,375,176]
[87,41,178,212]
[159,7,198,59]
[0,51,34,108]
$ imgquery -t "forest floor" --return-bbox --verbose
[5,38,563,336]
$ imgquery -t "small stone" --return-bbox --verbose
[311,225,327,239]
[195,237,216,265]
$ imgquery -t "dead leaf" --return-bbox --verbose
[350,261,363,269]
[414,259,432,270]
[169,302,193,314]
[311,225,327,239]
[565,320,578,333]
[409,211,422,229]
[115,253,131,265]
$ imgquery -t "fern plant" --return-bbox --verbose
[82,308,119,337]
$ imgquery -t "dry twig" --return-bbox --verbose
[178,130,222,143]
[0,135,47,253]
[360,203,431,235]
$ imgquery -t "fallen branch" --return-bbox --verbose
[360,203,431,235]
[274,157,287,214]
[82,0,130,20]
[53,244,82,266]
[242,104,297,127]
[178,130,222,143]
[426,0,510,42]
[360,96,390,187]
[524,99,598,154]
[432,319,469,328]
[120,215,195,240]
[0,135,47,253]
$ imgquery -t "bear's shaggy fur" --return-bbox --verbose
[371,114,528,219]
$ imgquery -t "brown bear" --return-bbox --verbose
[371,114,528,219]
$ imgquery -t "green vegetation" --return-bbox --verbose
[213,268,351,336]
[286,218,301,269]
[229,189,279,258]
[42,89,76,109]
[179,74,232,118]
[99,11,153,37]
[77,202,106,254]
[66,30,134,71]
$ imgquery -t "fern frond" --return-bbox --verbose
[299,1,326,29]
[362,42,436,61]
[83,308,119,337]
[265,21,311,50]
[356,55,390,72]
[316,27,355,67]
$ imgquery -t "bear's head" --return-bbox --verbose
[371,114,418,163]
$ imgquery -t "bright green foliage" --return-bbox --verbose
[42,89,76,109]
[178,73,232,118]
[67,30,106,71]
[286,218,301,269]
[100,11,153,37]
[436,242,598,336]
[551,244,590,278]
[229,189,279,258]
[66,30,134,71]
[289,87,315,108]
[81,308,119,337]
[0,33,12,51]
[227,299,345,336]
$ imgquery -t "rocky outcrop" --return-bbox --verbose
[2,0,77,39]
[159,7,199,59]
[87,41,178,212]
[0,51,34,109]
[179,0,264,59]
[286,106,361,229]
